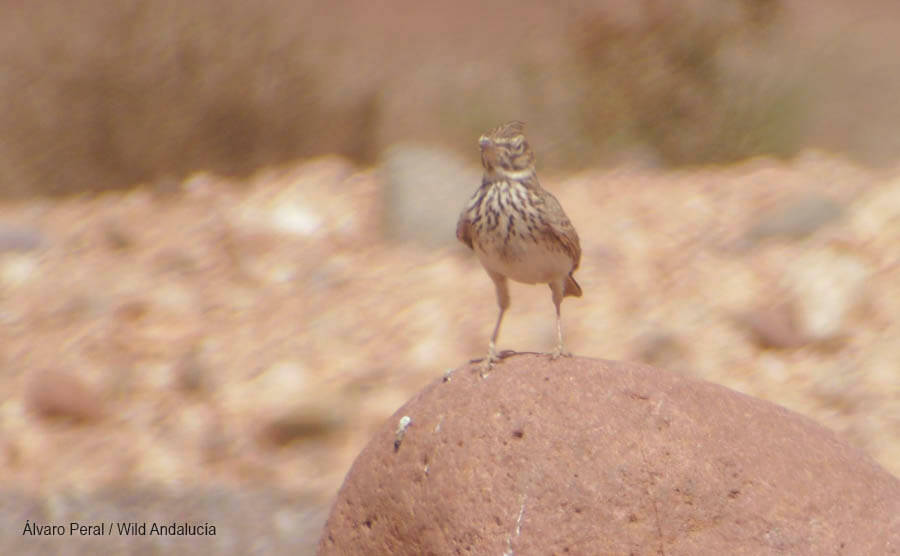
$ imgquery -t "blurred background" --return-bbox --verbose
[1,0,899,553]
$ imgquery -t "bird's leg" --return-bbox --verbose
[549,281,571,360]
[482,271,510,377]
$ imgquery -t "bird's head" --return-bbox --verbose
[478,121,536,180]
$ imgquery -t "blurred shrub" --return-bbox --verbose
[571,0,803,166]
[0,0,378,197]
[2,0,898,196]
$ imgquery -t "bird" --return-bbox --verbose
[456,121,582,375]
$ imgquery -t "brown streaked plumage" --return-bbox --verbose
[457,121,582,376]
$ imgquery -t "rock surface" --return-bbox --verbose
[318,354,900,555]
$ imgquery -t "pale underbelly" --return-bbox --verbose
[474,240,571,285]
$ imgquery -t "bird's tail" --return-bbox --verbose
[564,274,582,298]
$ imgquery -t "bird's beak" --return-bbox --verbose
[480,142,501,169]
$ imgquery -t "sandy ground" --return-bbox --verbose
[1,152,898,549]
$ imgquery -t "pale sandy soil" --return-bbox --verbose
[1,152,898,547]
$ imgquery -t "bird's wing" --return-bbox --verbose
[456,209,474,250]
[539,191,581,272]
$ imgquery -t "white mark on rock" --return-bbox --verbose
[442,367,455,382]
[424,415,445,475]
[503,494,527,556]
[394,415,412,452]
[514,497,526,537]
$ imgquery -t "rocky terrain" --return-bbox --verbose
[1,150,898,552]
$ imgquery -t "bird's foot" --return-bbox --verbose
[477,348,516,378]
[479,356,496,378]
[549,346,572,361]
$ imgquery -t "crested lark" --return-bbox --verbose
[457,121,582,375]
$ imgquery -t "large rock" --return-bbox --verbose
[379,145,480,247]
[318,355,900,555]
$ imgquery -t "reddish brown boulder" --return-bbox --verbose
[318,355,900,555]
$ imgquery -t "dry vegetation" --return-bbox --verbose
[2,1,900,553]
[3,0,900,196]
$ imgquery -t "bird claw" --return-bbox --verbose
[478,348,517,377]
[549,348,572,361]
[473,349,520,378]
[479,357,495,378]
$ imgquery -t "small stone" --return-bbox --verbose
[735,303,807,349]
[743,194,843,247]
[103,223,133,251]
[0,254,38,287]
[24,369,104,423]
[379,145,481,246]
[113,301,149,324]
[174,345,209,394]
[630,329,690,370]
[741,194,844,248]
[0,225,43,252]
[237,360,310,414]
[259,406,345,447]
[783,248,869,340]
